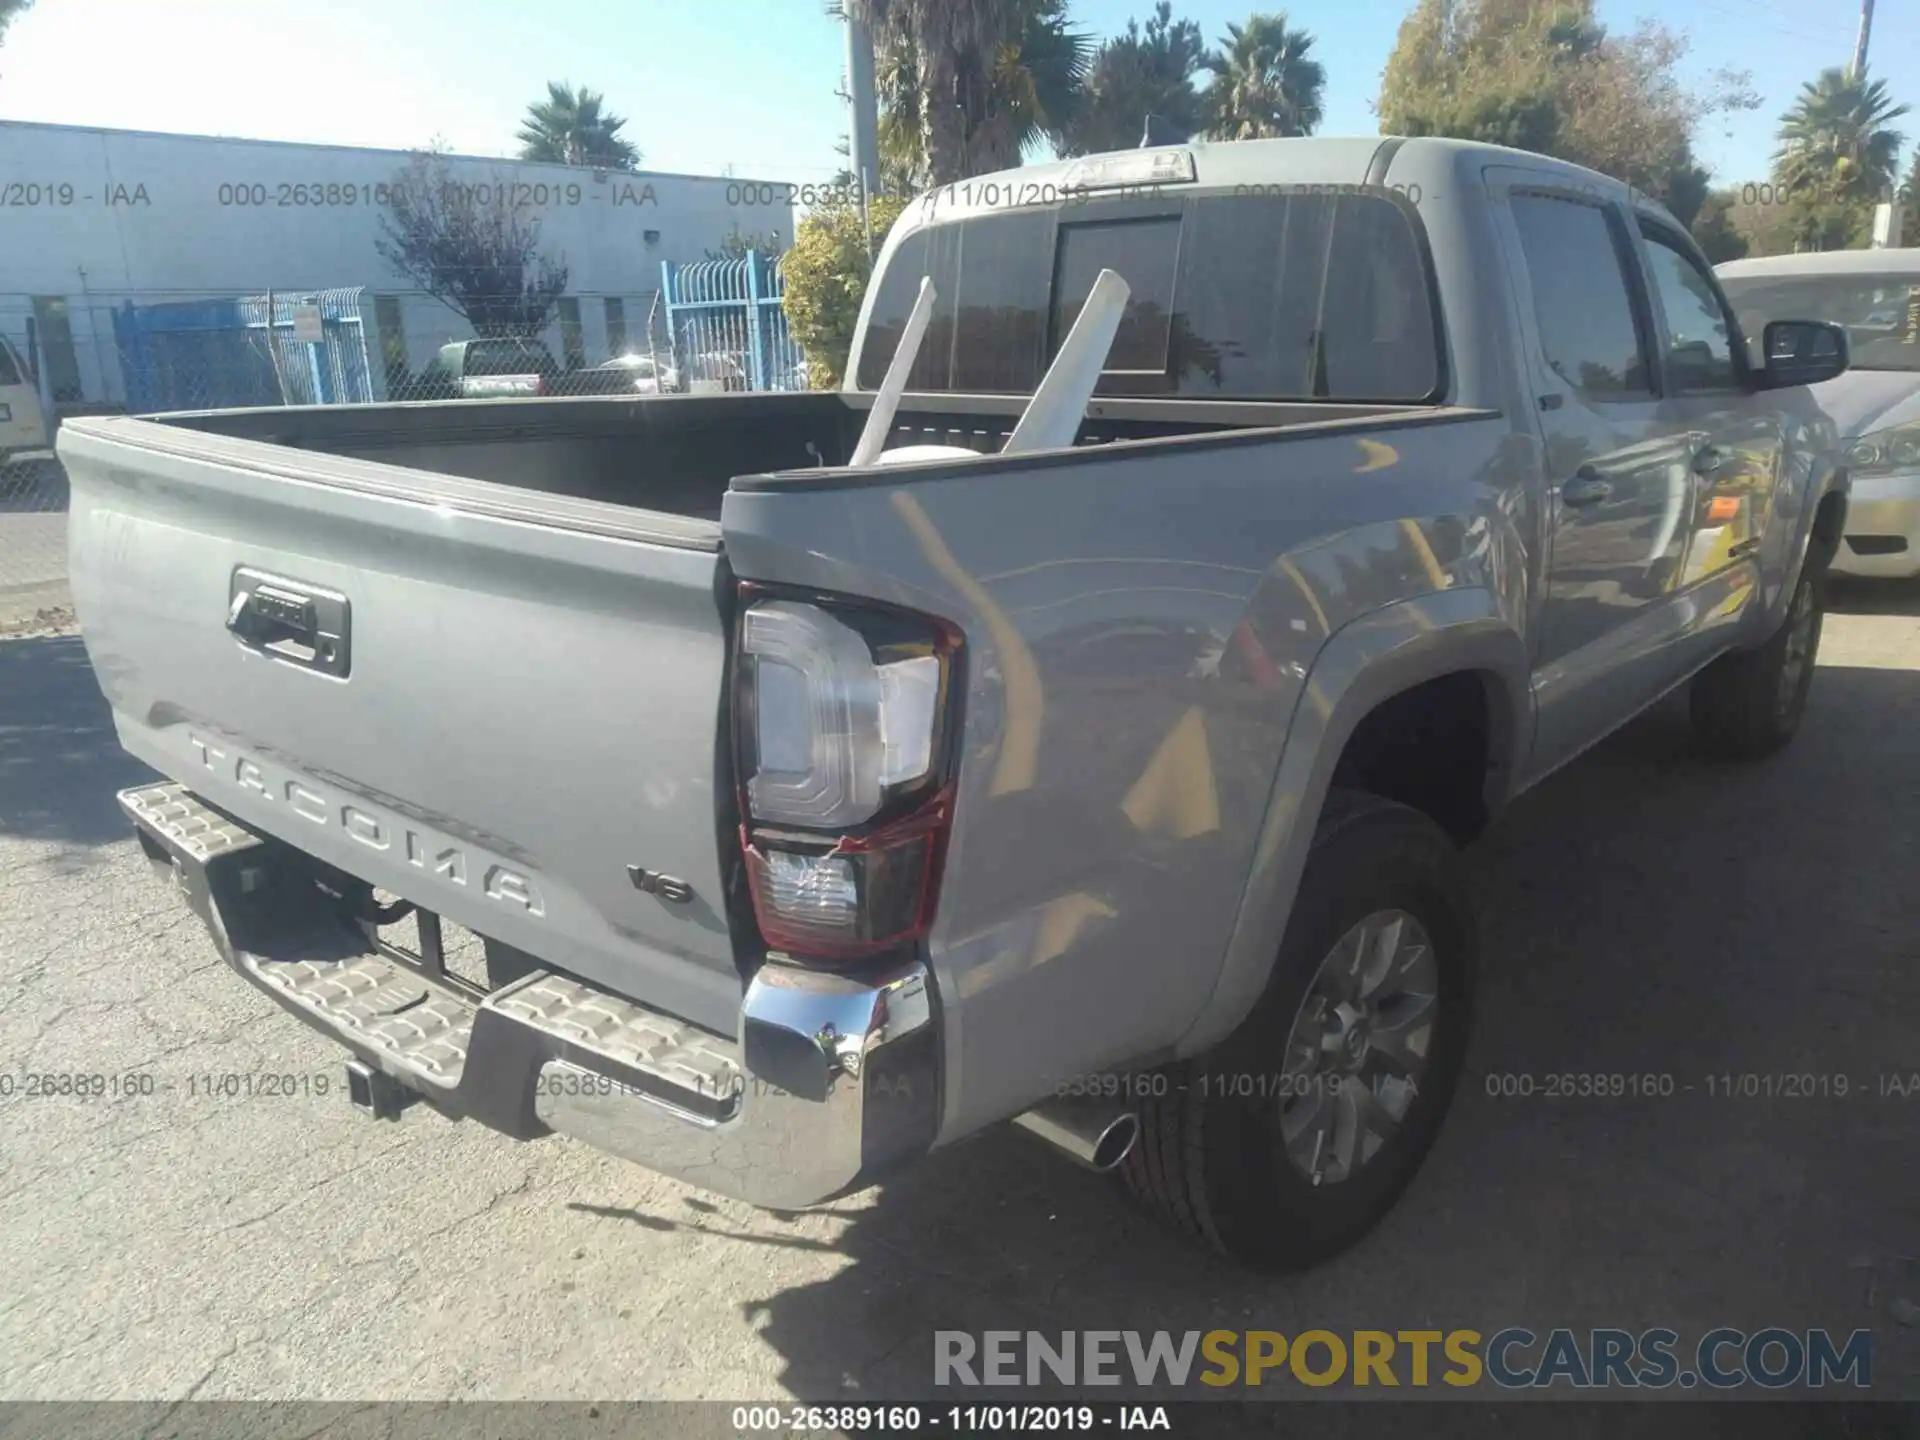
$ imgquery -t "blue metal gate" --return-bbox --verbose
[113,288,377,412]
[113,297,277,412]
[660,253,805,392]
[237,290,376,406]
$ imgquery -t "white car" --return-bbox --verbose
[0,333,51,464]
[589,354,680,394]
[1719,248,1920,579]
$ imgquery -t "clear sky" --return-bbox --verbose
[0,0,1909,189]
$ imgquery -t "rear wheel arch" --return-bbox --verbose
[1331,666,1517,845]
[1175,592,1526,1059]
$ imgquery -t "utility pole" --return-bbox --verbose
[843,6,881,255]
[1852,0,1874,77]
[845,8,881,196]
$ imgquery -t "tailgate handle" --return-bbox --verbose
[228,569,351,678]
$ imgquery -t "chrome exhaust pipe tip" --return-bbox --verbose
[1012,1097,1142,1172]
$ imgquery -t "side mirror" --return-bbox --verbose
[1756,320,1849,390]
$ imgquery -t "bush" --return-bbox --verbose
[780,193,912,391]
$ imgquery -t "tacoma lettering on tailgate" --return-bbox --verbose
[187,734,546,916]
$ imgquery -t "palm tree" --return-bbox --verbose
[1059,2,1208,157]
[851,0,1089,186]
[1773,67,1908,208]
[516,82,642,170]
[0,0,33,45]
[1201,12,1326,141]
[967,0,1093,172]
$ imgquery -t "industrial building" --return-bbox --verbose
[0,119,794,412]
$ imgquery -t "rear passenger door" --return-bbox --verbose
[1488,174,1697,780]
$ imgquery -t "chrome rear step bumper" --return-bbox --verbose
[120,782,940,1208]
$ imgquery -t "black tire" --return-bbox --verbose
[1689,566,1825,761]
[1122,790,1476,1272]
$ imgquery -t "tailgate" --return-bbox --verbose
[59,416,743,1036]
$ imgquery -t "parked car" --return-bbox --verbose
[541,359,683,403]
[573,353,680,395]
[0,332,51,465]
[685,350,750,393]
[417,337,563,400]
[62,135,1850,1273]
[1718,248,1920,578]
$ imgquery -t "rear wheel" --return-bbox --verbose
[1690,566,1824,761]
[1122,790,1475,1271]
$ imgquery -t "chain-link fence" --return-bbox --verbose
[0,264,814,610]
[0,454,71,630]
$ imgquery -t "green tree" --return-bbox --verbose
[1773,68,1908,251]
[1725,184,1800,258]
[1201,13,1326,140]
[515,82,642,170]
[1376,0,1577,152]
[852,0,1091,186]
[1775,68,1908,204]
[780,192,913,388]
[376,151,570,337]
[1058,2,1207,156]
[0,0,33,45]
[1689,187,1747,264]
[1378,0,1757,228]
[705,225,786,264]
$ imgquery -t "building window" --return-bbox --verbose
[605,297,628,358]
[30,297,84,404]
[557,297,585,370]
[372,295,409,391]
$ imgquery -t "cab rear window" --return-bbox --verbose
[467,340,555,376]
[856,188,1441,403]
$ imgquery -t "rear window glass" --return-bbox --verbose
[856,189,1440,403]
[1052,216,1182,378]
[467,340,553,376]
[0,340,22,386]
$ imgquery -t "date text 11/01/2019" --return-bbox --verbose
[732,1405,1171,1433]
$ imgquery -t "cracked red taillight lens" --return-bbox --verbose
[734,592,961,964]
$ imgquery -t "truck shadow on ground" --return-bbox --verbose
[0,634,157,850]
[738,664,1920,1415]
[1827,576,1920,617]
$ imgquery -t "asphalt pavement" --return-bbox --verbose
[2,588,1918,1404]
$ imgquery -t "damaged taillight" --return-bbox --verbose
[734,593,961,964]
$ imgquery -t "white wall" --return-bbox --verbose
[0,121,794,404]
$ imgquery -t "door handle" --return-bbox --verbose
[227,568,352,677]
[1692,445,1729,476]
[1561,468,1612,507]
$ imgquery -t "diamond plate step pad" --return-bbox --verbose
[124,782,741,1106]
[122,783,264,863]
[247,954,476,1089]
[487,973,742,1101]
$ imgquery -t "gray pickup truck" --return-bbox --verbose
[61,136,1851,1273]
